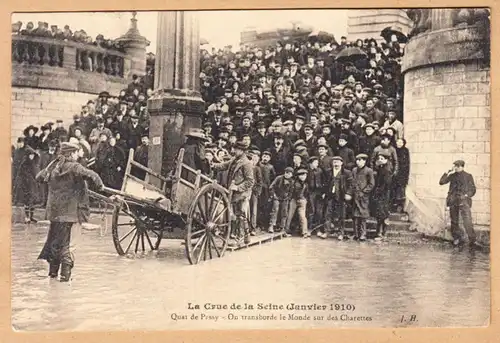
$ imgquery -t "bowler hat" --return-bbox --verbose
[186,128,208,141]
[453,160,465,167]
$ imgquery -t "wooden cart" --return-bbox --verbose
[89,148,233,264]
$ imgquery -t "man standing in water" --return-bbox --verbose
[36,142,104,282]
[439,160,477,247]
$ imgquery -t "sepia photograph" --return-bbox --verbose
[10,8,491,332]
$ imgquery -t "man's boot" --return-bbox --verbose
[29,208,37,223]
[59,263,72,282]
[48,262,59,278]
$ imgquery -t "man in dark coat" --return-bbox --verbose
[212,141,255,245]
[258,150,276,227]
[39,140,58,207]
[36,142,104,282]
[371,151,393,240]
[351,154,375,241]
[180,128,210,183]
[248,147,263,234]
[98,137,126,190]
[321,156,353,240]
[358,124,380,165]
[269,132,290,176]
[127,112,144,151]
[439,160,477,246]
[307,156,324,231]
[131,133,149,180]
[268,167,294,233]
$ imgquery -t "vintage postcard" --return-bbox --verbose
[9,8,491,333]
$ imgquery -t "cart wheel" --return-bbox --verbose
[111,205,157,256]
[185,183,231,264]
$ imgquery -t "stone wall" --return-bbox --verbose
[347,9,412,42]
[404,60,490,225]
[11,87,97,144]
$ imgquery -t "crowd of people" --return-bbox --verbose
[12,20,125,52]
[12,29,411,242]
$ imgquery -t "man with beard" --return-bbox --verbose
[269,132,290,176]
[131,133,149,180]
[351,154,375,241]
[371,133,399,177]
[36,142,104,282]
[358,124,380,166]
[321,156,353,240]
[99,136,126,190]
[212,141,255,246]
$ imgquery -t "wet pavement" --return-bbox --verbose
[11,219,489,331]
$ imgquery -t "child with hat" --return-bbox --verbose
[285,168,310,238]
[268,167,294,233]
[351,154,375,241]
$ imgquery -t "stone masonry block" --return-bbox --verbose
[464,94,488,106]
[435,107,455,119]
[477,82,490,94]
[473,201,490,214]
[466,70,489,83]
[443,73,465,84]
[454,130,478,142]
[477,106,491,118]
[433,130,455,142]
[444,118,464,130]
[443,95,464,108]
[455,107,478,118]
[453,63,466,73]
[476,130,490,142]
[476,153,490,166]
[433,119,446,130]
[463,142,485,153]
[475,213,490,226]
[466,118,487,130]
[441,141,463,153]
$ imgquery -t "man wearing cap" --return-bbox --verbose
[52,120,68,143]
[258,150,276,227]
[303,124,317,157]
[212,141,255,245]
[358,124,380,163]
[283,119,299,146]
[268,167,294,233]
[127,111,144,151]
[382,110,404,140]
[36,142,104,282]
[336,134,356,170]
[68,115,82,139]
[270,132,290,176]
[439,160,477,247]
[351,154,375,241]
[285,168,310,238]
[39,140,59,207]
[371,151,393,240]
[322,156,353,240]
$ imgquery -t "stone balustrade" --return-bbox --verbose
[12,35,127,78]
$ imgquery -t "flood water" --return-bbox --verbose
[11,221,489,331]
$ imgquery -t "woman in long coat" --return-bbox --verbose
[371,151,393,239]
[393,138,410,212]
[23,125,40,150]
[12,139,41,223]
[99,137,126,190]
[350,154,375,241]
[36,142,104,282]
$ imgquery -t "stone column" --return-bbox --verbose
[147,11,205,180]
[347,9,413,43]
[402,8,491,230]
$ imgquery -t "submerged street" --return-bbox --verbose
[11,220,489,331]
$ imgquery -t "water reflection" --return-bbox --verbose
[11,224,489,331]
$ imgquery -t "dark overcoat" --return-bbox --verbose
[351,165,375,218]
[370,164,393,219]
[100,145,126,190]
[12,146,40,206]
